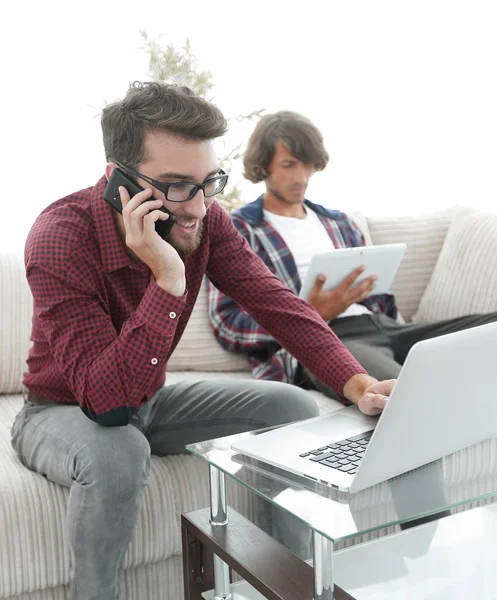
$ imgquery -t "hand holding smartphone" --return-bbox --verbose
[103,168,176,240]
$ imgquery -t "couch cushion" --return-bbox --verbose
[7,556,184,600]
[0,252,32,394]
[366,209,454,321]
[414,207,497,322]
[0,394,256,598]
[0,379,339,597]
[167,280,251,372]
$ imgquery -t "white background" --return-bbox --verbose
[1,0,496,250]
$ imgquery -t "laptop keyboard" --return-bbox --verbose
[298,430,374,475]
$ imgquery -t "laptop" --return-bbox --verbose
[232,321,497,493]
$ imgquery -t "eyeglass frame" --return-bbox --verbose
[113,160,229,203]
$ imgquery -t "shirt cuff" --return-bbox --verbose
[135,279,187,335]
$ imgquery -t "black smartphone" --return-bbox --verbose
[103,168,176,241]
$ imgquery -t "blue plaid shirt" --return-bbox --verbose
[207,196,397,384]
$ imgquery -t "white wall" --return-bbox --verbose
[2,0,496,251]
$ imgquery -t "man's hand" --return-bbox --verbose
[357,379,396,415]
[307,266,377,321]
[119,186,186,296]
[343,373,396,416]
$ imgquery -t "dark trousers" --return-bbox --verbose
[303,312,497,399]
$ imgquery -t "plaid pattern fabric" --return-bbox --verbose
[207,195,397,385]
[24,179,365,424]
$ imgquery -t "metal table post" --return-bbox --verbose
[209,465,232,600]
[313,530,334,600]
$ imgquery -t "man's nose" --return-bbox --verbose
[186,188,207,219]
[295,164,310,183]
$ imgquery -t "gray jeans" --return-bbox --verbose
[11,379,318,600]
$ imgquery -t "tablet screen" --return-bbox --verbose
[299,243,406,301]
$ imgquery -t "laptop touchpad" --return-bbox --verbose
[296,413,373,440]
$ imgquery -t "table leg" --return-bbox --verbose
[209,465,231,600]
[313,530,334,600]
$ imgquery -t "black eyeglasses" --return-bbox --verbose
[114,160,229,203]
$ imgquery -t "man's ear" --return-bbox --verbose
[105,162,118,181]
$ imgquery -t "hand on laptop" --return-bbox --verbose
[308,267,377,321]
[343,374,396,416]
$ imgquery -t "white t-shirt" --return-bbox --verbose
[263,208,371,318]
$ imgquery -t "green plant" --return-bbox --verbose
[140,31,263,212]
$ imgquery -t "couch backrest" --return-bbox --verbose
[166,281,251,372]
[0,209,456,390]
[0,253,33,394]
[365,209,454,321]
[0,254,251,394]
[169,209,455,370]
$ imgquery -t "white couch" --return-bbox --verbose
[2,205,497,599]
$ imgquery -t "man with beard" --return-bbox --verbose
[13,84,395,599]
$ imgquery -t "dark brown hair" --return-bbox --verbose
[243,111,329,183]
[101,81,227,168]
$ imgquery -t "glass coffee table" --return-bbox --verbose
[182,426,497,600]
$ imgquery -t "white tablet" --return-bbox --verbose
[299,243,407,301]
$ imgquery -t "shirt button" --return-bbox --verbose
[169,311,177,319]
[151,358,158,365]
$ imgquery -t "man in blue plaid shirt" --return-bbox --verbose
[207,111,497,400]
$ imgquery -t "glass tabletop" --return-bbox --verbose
[187,427,497,543]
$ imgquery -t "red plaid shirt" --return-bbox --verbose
[24,176,365,426]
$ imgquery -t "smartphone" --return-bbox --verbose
[103,168,176,241]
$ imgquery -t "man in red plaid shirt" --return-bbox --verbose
[12,83,394,599]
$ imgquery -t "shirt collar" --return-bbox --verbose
[91,175,147,273]
[235,194,344,226]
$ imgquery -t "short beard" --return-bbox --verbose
[169,220,205,257]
